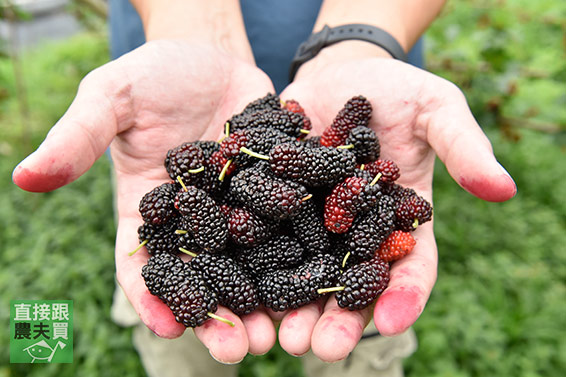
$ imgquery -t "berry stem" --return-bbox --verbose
[359,164,365,171]
[317,286,345,295]
[225,121,230,137]
[175,229,188,235]
[178,247,198,257]
[188,166,204,174]
[207,312,235,327]
[128,240,148,256]
[342,251,351,268]
[369,173,382,186]
[412,218,419,229]
[177,176,188,192]
[299,129,310,135]
[301,194,313,202]
[337,144,354,150]
[218,159,233,182]
[239,147,269,160]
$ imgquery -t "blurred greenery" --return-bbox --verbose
[1,1,565,376]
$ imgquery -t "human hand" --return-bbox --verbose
[276,58,517,361]
[12,40,278,363]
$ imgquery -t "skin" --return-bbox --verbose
[12,0,516,366]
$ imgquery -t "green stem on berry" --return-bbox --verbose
[188,166,204,174]
[412,218,419,229]
[280,99,286,107]
[128,240,148,256]
[359,164,365,171]
[178,247,198,257]
[175,229,188,235]
[225,121,230,137]
[301,194,313,201]
[218,159,233,182]
[317,286,345,295]
[240,146,269,160]
[207,312,235,327]
[299,129,310,135]
[177,176,188,192]
[342,251,351,268]
[369,173,382,186]
[337,144,354,150]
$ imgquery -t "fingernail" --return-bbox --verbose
[497,162,517,198]
[209,350,244,365]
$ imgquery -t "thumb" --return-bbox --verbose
[12,66,123,192]
[425,82,517,202]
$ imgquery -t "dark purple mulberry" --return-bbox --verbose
[139,182,179,225]
[230,163,309,220]
[269,143,356,187]
[174,186,228,252]
[189,253,259,315]
[227,207,274,247]
[236,234,305,277]
[164,142,205,185]
[290,200,330,256]
[335,257,390,310]
[395,193,433,231]
[141,253,188,296]
[346,126,380,164]
[137,220,180,255]
[258,253,341,312]
[160,268,218,328]
[345,194,396,262]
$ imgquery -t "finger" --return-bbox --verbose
[310,296,372,362]
[193,306,249,364]
[374,221,437,336]
[424,82,516,202]
[240,308,277,355]
[12,65,124,192]
[278,300,325,356]
[264,307,289,322]
[115,215,186,338]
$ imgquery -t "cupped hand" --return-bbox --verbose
[277,58,517,361]
[12,40,277,363]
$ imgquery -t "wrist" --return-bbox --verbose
[295,38,395,80]
[133,0,255,64]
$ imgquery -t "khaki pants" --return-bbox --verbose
[111,286,417,377]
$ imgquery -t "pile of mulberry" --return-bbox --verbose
[134,93,431,327]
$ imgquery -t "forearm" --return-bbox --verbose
[130,0,254,63]
[297,0,446,76]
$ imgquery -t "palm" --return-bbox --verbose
[277,58,516,360]
[283,60,438,188]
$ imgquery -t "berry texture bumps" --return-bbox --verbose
[135,93,432,327]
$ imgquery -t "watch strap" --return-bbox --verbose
[289,24,408,81]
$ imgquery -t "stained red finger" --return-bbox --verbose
[193,306,249,364]
[310,298,372,362]
[240,308,277,355]
[278,300,325,356]
[374,222,437,336]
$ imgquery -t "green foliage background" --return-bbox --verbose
[0,1,565,376]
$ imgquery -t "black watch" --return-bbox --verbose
[289,24,408,81]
